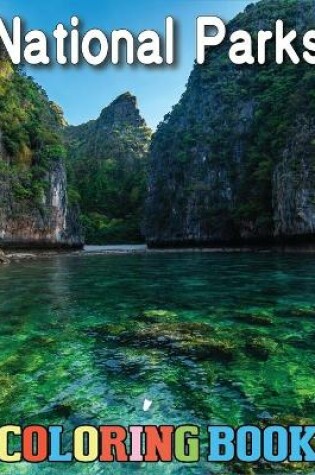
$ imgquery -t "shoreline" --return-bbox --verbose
[2,243,315,263]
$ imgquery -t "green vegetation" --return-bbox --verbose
[0,50,66,205]
[65,93,152,244]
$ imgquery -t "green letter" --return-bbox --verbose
[175,425,200,462]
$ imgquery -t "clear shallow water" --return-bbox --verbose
[0,252,315,474]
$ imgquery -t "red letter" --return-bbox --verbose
[23,426,48,462]
[144,426,174,462]
[100,426,128,462]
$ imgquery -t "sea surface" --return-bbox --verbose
[0,252,315,474]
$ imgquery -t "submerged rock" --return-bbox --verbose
[230,462,256,475]
[50,404,72,419]
[289,305,315,317]
[91,321,236,362]
[0,249,9,264]
[257,410,273,421]
[0,373,15,403]
[143,309,177,319]
[235,313,273,326]
[137,309,178,323]
[245,336,278,361]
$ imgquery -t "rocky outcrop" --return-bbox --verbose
[65,92,151,244]
[144,0,315,247]
[98,92,146,129]
[0,159,82,248]
[0,249,9,264]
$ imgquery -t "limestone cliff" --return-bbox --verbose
[145,0,315,247]
[0,51,82,249]
[0,158,81,248]
[273,116,315,237]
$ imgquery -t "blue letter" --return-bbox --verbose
[289,426,315,462]
[236,426,261,462]
[49,426,72,462]
[208,426,234,462]
[264,426,288,462]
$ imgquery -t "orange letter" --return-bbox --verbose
[100,426,128,462]
[23,426,48,462]
[144,426,174,462]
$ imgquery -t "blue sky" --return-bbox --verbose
[1,0,256,128]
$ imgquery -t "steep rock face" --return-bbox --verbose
[0,159,81,248]
[145,0,315,247]
[66,93,151,244]
[0,51,83,249]
[273,117,315,237]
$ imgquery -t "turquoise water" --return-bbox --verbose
[1,252,315,473]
